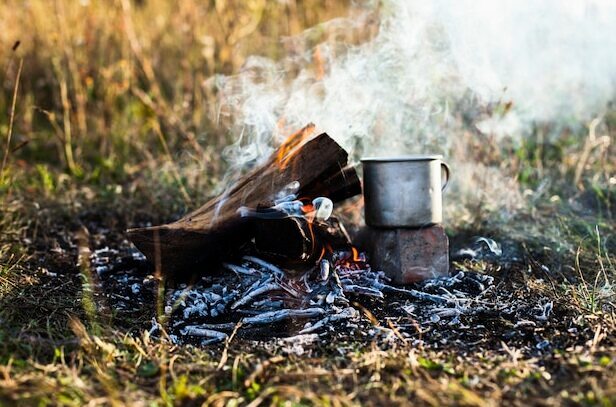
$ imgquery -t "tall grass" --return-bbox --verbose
[0,0,350,185]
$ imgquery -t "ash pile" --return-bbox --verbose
[164,244,479,345]
[161,241,552,347]
[165,250,377,345]
[93,235,555,351]
[118,127,553,348]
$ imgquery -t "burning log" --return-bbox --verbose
[127,124,361,276]
[253,216,351,265]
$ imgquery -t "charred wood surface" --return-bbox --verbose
[127,127,361,275]
[253,216,351,266]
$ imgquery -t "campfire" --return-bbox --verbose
[127,124,454,344]
[128,124,360,273]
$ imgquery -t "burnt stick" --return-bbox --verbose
[127,129,361,276]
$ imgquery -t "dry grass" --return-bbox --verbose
[0,0,615,406]
[0,0,352,190]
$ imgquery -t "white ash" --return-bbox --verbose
[87,238,558,351]
[38,267,58,277]
[180,326,228,346]
[475,237,502,257]
[149,317,162,336]
[238,196,333,222]
[536,340,551,350]
[534,300,553,321]
[90,246,145,277]
[165,252,386,344]
[403,271,556,340]
[278,333,320,356]
[90,247,119,269]
[165,253,556,346]
[94,266,110,277]
[87,244,155,311]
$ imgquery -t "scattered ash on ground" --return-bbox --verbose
[23,209,597,359]
[77,232,591,359]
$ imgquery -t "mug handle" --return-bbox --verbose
[441,161,451,191]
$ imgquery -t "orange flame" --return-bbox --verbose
[301,203,314,214]
[275,123,316,169]
[317,247,326,262]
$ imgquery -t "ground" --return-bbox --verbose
[0,1,615,406]
[0,162,614,406]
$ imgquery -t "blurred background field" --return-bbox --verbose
[0,0,354,210]
[0,0,612,222]
[0,1,614,405]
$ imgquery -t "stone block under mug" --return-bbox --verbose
[356,225,450,284]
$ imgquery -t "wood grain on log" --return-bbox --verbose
[127,127,361,275]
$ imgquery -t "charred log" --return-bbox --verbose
[253,215,351,265]
[127,125,361,276]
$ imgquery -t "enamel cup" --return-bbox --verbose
[361,155,450,228]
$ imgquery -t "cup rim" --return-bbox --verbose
[361,154,443,162]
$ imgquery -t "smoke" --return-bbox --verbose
[210,0,616,221]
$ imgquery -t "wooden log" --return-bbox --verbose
[253,215,352,272]
[127,126,361,276]
[253,216,313,264]
[301,165,361,204]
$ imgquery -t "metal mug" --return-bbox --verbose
[361,155,450,228]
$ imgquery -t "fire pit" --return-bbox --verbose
[126,126,457,344]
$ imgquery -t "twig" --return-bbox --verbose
[379,283,449,304]
[223,263,260,276]
[386,319,408,344]
[181,326,228,343]
[242,256,284,277]
[242,308,325,325]
[231,282,280,309]
[342,284,384,298]
[299,308,357,334]
[217,321,243,370]
[1,58,23,177]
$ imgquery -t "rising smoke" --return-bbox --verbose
[210,0,616,221]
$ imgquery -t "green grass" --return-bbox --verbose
[0,145,613,405]
[0,0,615,405]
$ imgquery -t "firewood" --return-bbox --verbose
[253,216,312,264]
[253,215,351,265]
[127,125,361,276]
